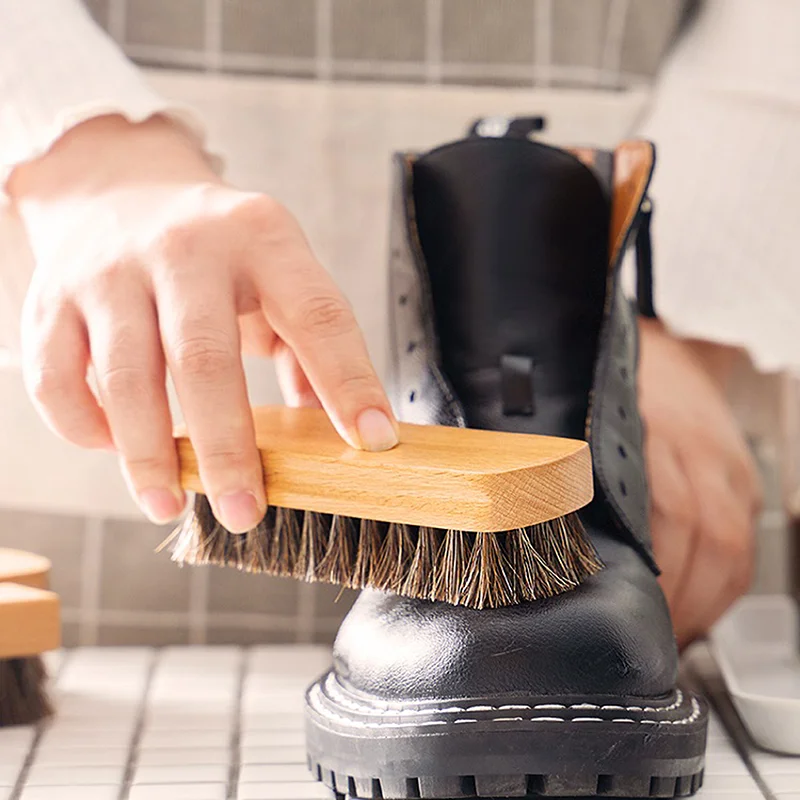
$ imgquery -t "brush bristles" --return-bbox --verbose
[166,495,602,609]
[0,657,53,728]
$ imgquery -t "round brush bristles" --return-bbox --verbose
[165,494,602,609]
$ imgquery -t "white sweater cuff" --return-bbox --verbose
[0,0,217,190]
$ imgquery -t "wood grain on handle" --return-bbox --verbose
[0,549,51,590]
[176,406,593,532]
[0,583,61,659]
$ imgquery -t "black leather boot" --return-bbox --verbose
[305,121,708,798]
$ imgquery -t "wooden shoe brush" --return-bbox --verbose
[165,406,600,608]
[0,549,60,727]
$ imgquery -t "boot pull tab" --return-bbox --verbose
[635,198,657,319]
[468,115,546,140]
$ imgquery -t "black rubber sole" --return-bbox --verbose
[305,671,708,799]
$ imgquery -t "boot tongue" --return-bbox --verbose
[412,137,610,441]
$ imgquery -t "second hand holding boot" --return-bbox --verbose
[305,120,708,798]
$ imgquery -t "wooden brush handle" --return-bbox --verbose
[0,583,61,659]
[0,548,51,590]
[176,406,593,532]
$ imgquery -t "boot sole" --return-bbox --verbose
[305,671,708,799]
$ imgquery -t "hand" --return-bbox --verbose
[638,318,762,648]
[9,115,397,532]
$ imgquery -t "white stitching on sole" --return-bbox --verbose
[323,674,685,717]
[309,683,702,730]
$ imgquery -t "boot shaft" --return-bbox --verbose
[388,130,657,568]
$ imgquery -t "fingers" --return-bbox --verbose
[648,438,697,607]
[82,273,184,524]
[240,198,398,452]
[669,468,755,648]
[20,290,112,449]
[155,265,265,533]
[273,339,322,409]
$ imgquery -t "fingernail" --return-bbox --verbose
[139,488,184,524]
[218,490,263,532]
[355,408,399,452]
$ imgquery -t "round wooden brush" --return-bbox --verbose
[0,549,61,727]
[165,406,600,608]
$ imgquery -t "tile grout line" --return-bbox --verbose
[227,648,248,800]
[601,0,631,89]
[188,566,210,645]
[107,0,127,43]
[294,582,317,644]
[78,516,105,646]
[204,0,223,73]
[534,0,553,87]
[8,650,74,800]
[424,0,443,84]
[118,648,159,800]
[315,0,333,81]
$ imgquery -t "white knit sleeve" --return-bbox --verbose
[637,0,800,372]
[0,0,216,188]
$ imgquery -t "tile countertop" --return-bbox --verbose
[1,644,797,800]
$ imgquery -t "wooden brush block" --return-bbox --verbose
[0,549,51,590]
[0,583,61,659]
[176,406,593,532]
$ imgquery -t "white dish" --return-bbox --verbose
[710,595,800,754]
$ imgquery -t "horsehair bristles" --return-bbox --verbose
[165,494,602,609]
[0,656,53,728]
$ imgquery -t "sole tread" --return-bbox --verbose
[310,760,706,799]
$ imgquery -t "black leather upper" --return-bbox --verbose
[335,528,676,701]
[333,131,675,704]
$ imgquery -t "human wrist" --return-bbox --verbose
[7,113,219,206]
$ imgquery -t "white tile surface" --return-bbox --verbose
[0,727,36,750]
[32,747,129,767]
[136,747,231,766]
[760,775,800,793]
[0,765,20,786]
[139,729,231,750]
[241,713,305,731]
[128,784,228,800]
[239,764,314,783]
[24,764,125,787]
[19,788,119,800]
[751,752,800,775]
[144,712,234,730]
[37,728,133,748]
[701,771,762,793]
[240,746,307,765]
[133,764,229,785]
[238,782,330,800]
[241,731,306,748]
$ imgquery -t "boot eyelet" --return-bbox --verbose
[620,366,629,381]
[618,444,627,458]
[399,295,408,306]
[619,480,628,497]
[407,341,417,353]
[618,405,627,420]
[409,391,416,402]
